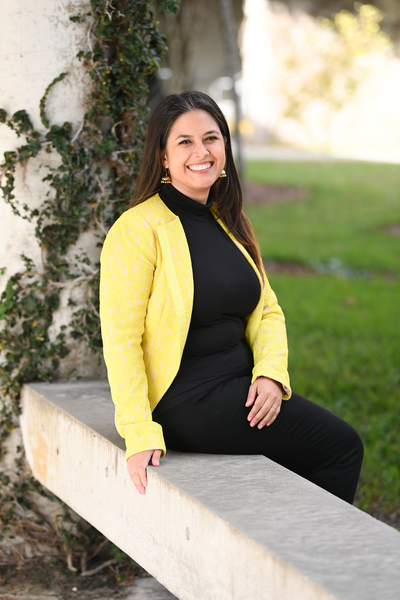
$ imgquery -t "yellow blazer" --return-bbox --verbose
[100,193,291,460]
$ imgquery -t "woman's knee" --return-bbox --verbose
[353,428,364,462]
[342,422,364,467]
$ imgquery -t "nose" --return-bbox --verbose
[193,140,209,158]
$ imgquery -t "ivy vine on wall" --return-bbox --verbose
[0,0,179,565]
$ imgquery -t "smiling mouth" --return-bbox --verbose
[187,162,213,172]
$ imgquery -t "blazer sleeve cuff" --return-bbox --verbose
[124,421,167,461]
[251,366,292,400]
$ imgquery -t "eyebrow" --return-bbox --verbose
[175,130,221,140]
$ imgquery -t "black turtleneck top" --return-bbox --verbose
[156,184,261,411]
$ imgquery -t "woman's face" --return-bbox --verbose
[163,109,226,204]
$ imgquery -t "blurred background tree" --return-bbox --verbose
[274,3,393,146]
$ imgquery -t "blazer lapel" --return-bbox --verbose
[157,218,194,355]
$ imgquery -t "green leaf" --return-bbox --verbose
[0,280,16,319]
[12,110,33,133]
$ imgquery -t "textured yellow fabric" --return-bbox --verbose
[100,193,291,460]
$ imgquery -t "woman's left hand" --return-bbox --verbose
[245,377,283,429]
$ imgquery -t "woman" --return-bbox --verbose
[100,91,363,503]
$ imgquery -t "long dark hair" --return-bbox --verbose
[132,91,264,280]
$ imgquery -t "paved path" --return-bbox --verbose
[0,576,177,600]
[240,143,400,163]
[121,578,176,599]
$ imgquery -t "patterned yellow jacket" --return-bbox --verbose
[100,193,291,460]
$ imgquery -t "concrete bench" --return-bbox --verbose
[20,381,400,600]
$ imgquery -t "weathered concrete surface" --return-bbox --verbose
[0,0,93,286]
[0,0,105,380]
[20,381,400,600]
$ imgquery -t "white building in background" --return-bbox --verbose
[0,0,104,377]
[241,0,400,162]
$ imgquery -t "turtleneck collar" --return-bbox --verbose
[159,184,213,221]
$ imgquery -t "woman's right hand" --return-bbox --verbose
[126,449,162,495]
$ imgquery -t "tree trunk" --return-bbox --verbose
[218,0,244,182]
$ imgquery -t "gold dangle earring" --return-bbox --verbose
[161,168,172,184]
[219,169,227,178]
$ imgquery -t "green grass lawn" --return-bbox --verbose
[244,160,400,526]
[245,161,400,274]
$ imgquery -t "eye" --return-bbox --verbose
[179,139,191,145]
[205,135,219,141]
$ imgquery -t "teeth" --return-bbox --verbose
[188,162,212,171]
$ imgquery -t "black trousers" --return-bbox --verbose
[153,384,364,504]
